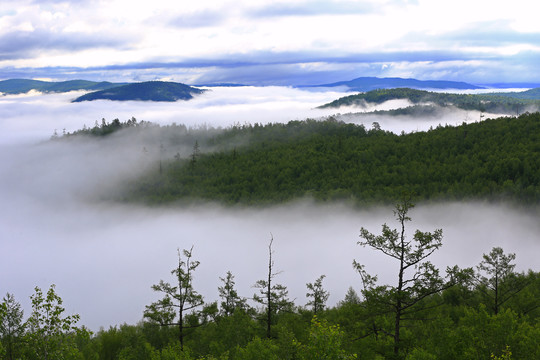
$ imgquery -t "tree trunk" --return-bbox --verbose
[266,239,273,339]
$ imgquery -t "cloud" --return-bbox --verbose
[1,0,540,84]
[168,9,227,28]
[0,28,133,60]
[246,0,377,17]
[0,48,508,85]
[404,20,540,49]
[2,141,539,331]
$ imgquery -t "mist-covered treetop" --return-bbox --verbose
[319,87,540,115]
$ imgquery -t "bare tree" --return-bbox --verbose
[253,236,293,338]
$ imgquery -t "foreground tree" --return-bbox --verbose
[0,293,25,360]
[295,316,357,360]
[253,236,293,338]
[144,246,204,351]
[25,285,88,360]
[354,197,467,359]
[475,247,530,315]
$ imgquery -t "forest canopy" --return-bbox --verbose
[318,88,540,115]
[86,112,540,206]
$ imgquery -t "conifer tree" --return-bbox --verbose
[354,197,467,359]
[144,246,204,351]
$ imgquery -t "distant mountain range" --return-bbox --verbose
[300,77,483,91]
[3,77,539,103]
[71,81,205,102]
[0,79,126,94]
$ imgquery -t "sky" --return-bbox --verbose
[1,0,540,85]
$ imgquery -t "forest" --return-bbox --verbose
[318,88,540,115]
[104,112,540,206]
[1,199,539,359]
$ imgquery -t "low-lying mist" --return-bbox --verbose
[1,86,539,331]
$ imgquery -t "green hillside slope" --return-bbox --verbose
[318,88,540,114]
[122,112,540,205]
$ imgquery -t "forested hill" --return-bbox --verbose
[123,112,540,205]
[0,79,126,94]
[318,88,540,114]
[71,81,205,102]
[487,87,540,100]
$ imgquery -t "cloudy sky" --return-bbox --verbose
[1,0,540,85]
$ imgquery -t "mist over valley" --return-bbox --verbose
[1,86,539,332]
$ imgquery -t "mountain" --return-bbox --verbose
[300,76,483,91]
[481,82,540,89]
[0,79,126,94]
[192,83,248,87]
[71,81,205,102]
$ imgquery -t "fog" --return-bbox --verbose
[1,87,539,331]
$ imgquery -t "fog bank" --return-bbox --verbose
[1,87,539,331]
[1,139,539,331]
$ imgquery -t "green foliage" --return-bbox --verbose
[295,316,357,360]
[144,247,204,351]
[318,87,540,114]
[218,271,247,317]
[491,345,513,360]
[233,337,279,360]
[125,113,540,206]
[475,247,531,315]
[305,275,330,315]
[59,116,152,137]
[354,198,470,358]
[0,293,25,360]
[25,285,89,360]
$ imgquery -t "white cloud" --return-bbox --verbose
[1,0,539,83]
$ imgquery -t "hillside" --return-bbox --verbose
[116,112,540,205]
[71,81,205,102]
[300,76,482,91]
[318,88,540,114]
[485,87,540,100]
[0,79,125,94]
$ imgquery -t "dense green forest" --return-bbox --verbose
[2,201,539,359]
[318,88,540,115]
[110,112,540,206]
